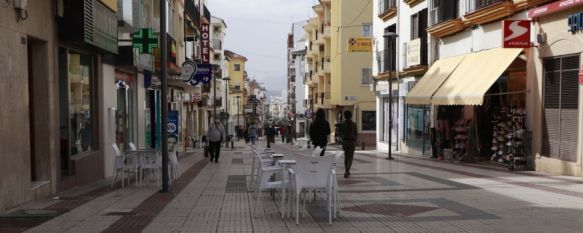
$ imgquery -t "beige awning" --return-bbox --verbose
[405,54,466,105]
[431,48,523,105]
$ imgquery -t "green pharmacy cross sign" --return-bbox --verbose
[132,28,159,54]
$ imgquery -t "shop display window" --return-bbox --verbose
[361,111,376,131]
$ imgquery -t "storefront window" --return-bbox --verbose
[361,111,376,131]
[59,48,96,159]
[406,106,430,154]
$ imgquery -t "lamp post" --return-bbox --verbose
[222,77,230,144]
[384,32,398,160]
[159,0,170,192]
[236,95,241,141]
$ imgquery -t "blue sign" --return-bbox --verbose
[187,63,213,86]
[568,12,583,33]
[168,111,179,136]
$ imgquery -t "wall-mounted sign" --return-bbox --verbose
[188,63,212,86]
[579,67,583,85]
[348,38,372,52]
[168,111,179,135]
[132,28,159,54]
[344,96,358,101]
[502,20,531,48]
[406,38,421,67]
[527,0,583,18]
[201,22,210,64]
[568,12,583,33]
[181,61,197,82]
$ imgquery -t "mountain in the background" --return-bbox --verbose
[265,90,283,98]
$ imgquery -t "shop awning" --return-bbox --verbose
[405,54,466,105]
[431,48,522,105]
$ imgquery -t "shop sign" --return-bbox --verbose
[168,111,179,135]
[406,38,421,67]
[192,93,202,102]
[579,67,583,84]
[502,20,531,48]
[201,22,210,64]
[348,38,372,53]
[135,53,153,71]
[527,0,583,18]
[132,28,159,54]
[115,70,135,82]
[181,61,197,82]
[344,96,358,101]
[188,63,213,86]
[568,12,583,33]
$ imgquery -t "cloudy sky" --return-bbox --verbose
[206,0,317,93]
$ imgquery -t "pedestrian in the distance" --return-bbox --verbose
[280,126,286,143]
[266,124,276,148]
[248,122,258,145]
[340,110,357,178]
[206,118,224,163]
[309,108,331,156]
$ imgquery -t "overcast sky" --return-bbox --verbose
[206,0,317,93]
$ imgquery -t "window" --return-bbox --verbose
[543,55,580,162]
[411,9,428,40]
[430,0,459,26]
[234,64,241,71]
[361,111,376,131]
[362,23,372,37]
[361,68,372,85]
[58,47,96,163]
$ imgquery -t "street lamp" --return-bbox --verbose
[236,95,241,141]
[222,77,230,147]
[383,32,398,160]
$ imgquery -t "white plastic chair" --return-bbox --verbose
[288,155,336,225]
[128,142,137,151]
[137,150,161,187]
[250,148,275,190]
[111,143,139,188]
[254,159,289,217]
[169,150,180,180]
[312,146,324,156]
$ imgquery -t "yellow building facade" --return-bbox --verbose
[225,50,247,129]
[306,0,375,145]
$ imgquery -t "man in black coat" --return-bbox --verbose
[309,109,331,156]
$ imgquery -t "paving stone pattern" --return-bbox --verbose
[14,139,583,232]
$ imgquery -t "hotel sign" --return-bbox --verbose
[201,22,210,64]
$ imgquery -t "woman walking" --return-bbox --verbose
[309,108,331,156]
[206,119,225,163]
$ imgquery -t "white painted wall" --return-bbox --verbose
[101,64,117,178]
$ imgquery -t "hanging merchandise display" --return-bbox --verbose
[489,107,528,170]
[452,119,471,161]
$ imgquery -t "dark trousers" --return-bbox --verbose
[209,141,222,161]
[342,141,356,171]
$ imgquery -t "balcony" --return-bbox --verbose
[324,60,330,74]
[404,0,424,7]
[427,7,465,38]
[310,43,318,57]
[323,24,331,39]
[230,85,242,93]
[212,39,222,51]
[378,0,397,21]
[464,0,514,25]
[375,49,397,80]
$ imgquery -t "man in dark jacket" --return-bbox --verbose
[340,110,357,178]
[309,108,331,156]
[266,124,276,148]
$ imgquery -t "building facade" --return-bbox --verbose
[287,21,308,138]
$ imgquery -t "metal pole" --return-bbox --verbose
[213,71,217,120]
[387,46,394,160]
[225,79,228,140]
[160,0,170,192]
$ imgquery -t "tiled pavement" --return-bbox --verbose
[7,138,583,232]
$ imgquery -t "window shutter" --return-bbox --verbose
[543,55,580,162]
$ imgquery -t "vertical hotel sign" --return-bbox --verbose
[201,22,210,64]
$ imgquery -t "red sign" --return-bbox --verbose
[201,22,210,64]
[115,70,135,82]
[579,67,583,85]
[502,20,531,48]
[527,0,583,18]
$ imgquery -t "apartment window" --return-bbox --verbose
[430,0,459,26]
[234,64,241,71]
[362,111,376,131]
[383,25,397,72]
[58,47,97,162]
[362,23,372,37]
[410,9,428,66]
[361,68,372,85]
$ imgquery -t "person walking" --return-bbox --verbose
[340,110,357,178]
[266,124,276,148]
[309,108,331,156]
[280,126,286,143]
[248,122,258,145]
[206,119,225,163]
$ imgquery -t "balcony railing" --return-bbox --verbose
[466,0,504,12]
[212,39,222,50]
[376,49,396,74]
[378,0,397,15]
[429,1,459,26]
